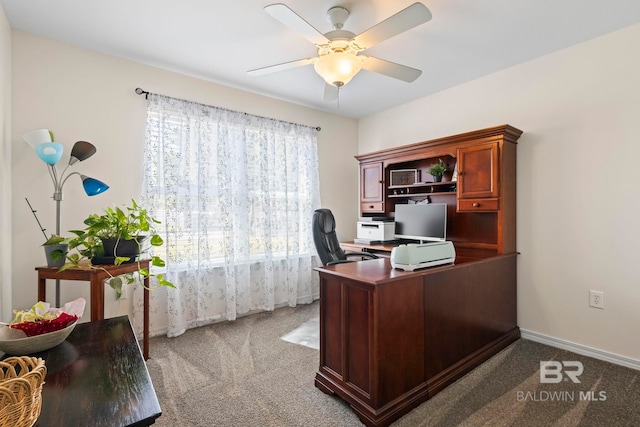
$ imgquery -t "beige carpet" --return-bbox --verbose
[280,316,319,350]
[146,301,640,426]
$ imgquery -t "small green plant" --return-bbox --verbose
[43,234,70,263]
[80,200,158,241]
[428,159,449,179]
[26,198,69,265]
[61,199,174,298]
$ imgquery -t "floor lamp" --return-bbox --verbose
[23,129,110,307]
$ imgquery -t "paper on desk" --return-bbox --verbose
[53,297,86,318]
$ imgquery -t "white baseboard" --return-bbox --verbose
[520,329,640,371]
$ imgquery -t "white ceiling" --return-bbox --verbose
[2,0,640,118]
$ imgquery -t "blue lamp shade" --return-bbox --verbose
[35,142,64,165]
[80,175,110,196]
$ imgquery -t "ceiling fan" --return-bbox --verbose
[248,2,432,101]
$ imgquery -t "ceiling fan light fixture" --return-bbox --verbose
[314,53,362,87]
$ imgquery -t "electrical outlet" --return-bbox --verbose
[589,290,604,309]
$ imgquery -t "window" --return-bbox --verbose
[141,94,321,334]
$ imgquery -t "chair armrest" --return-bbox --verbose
[345,252,379,260]
[327,259,356,266]
[326,252,379,266]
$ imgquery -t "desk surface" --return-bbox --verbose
[2,316,162,427]
[320,249,504,285]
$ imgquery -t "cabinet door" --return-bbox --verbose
[317,273,374,405]
[360,162,384,213]
[457,142,499,211]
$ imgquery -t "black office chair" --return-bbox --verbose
[312,208,378,266]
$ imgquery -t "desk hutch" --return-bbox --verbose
[350,124,522,255]
[315,125,523,427]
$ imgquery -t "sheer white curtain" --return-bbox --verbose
[139,94,321,337]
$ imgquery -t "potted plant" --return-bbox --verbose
[61,199,174,298]
[428,159,449,182]
[43,235,69,268]
[26,198,69,267]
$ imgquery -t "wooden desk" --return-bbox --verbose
[36,260,152,360]
[314,254,519,427]
[20,316,161,427]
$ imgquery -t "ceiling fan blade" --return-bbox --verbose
[352,3,432,50]
[361,56,422,82]
[247,57,315,76]
[264,3,329,46]
[323,83,338,102]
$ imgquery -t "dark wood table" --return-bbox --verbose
[1,316,162,427]
[36,261,152,359]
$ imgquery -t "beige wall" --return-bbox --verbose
[10,31,358,325]
[359,24,640,361]
[0,6,11,322]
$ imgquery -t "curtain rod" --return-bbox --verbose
[134,87,321,132]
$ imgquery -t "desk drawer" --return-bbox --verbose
[457,198,499,212]
[361,202,384,213]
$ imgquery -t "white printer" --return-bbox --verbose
[390,242,456,271]
[356,220,395,243]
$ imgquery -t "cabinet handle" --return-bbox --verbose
[472,202,480,207]
[369,205,374,208]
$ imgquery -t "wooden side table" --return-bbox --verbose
[35,260,152,359]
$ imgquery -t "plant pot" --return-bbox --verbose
[433,175,443,182]
[44,244,68,267]
[94,237,145,265]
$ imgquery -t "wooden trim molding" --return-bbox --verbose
[356,124,523,162]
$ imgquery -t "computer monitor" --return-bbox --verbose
[394,203,447,243]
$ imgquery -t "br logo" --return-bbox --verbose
[540,361,584,384]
